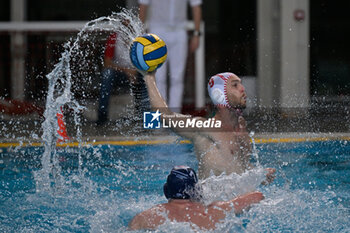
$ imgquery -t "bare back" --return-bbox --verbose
[129,201,226,230]
[128,192,264,230]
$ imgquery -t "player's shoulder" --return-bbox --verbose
[134,204,165,222]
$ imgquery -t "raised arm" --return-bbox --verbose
[144,73,171,115]
[143,73,207,139]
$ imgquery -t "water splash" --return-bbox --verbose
[200,167,266,205]
[36,9,145,192]
[249,131,260,166]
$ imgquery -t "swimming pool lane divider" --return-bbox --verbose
[0,135,350,148]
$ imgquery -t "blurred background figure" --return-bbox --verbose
[138,0,202,112]
[1,1,349,133]
[97,30,149,125]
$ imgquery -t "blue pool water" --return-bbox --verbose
[0,140,349,232]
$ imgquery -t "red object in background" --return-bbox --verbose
[294,9,305,21]
[56,107,70,143]
[181,103,212,117]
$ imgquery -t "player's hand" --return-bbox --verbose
[261,168,276,185]
[134,67,147,76]
[143,71,157,82]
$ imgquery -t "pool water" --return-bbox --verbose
[0,140,349,232]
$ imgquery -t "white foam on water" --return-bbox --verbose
[243,188,349,232]
[200,167,266,205]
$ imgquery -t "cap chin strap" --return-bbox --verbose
[216,103,243,116]
[231,107,243,116]
[163,183,170,199]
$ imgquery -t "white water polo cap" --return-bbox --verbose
[208,72,236,107]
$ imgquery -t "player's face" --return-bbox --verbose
[225,75,247,109]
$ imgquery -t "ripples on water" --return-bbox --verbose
[1,141,349,232]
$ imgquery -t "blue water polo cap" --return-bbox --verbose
[163,166,199,200]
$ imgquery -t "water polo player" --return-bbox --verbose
[129,166,264,230]
[141,70,275,181]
